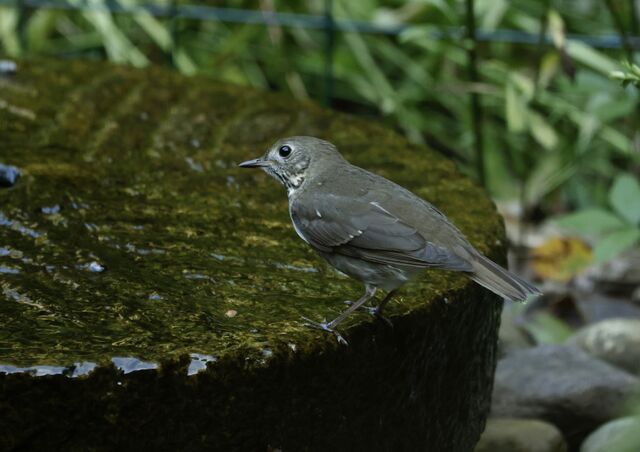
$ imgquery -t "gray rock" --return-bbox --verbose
[568,318,640,375]
[577,250,640,296]
[475,418,567,452]
[581,417,640,452]
[492,345,638,445]
[575,293,640,324]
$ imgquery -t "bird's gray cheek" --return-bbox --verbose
[294,157,310,172]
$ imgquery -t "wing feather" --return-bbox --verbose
[290,195,471,271]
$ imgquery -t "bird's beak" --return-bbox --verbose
[238,158,269,168]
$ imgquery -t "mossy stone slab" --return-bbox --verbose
[0,59,503,451]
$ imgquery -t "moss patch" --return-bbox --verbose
[0,58,503,451]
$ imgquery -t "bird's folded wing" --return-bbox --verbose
[290,195,471,271]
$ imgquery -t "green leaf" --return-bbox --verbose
[505,81,526,132]
[528,111,558,150]
[609,174,640,225]
[555,208,626,235]
[536,89,633,155]
[547,10,565,49]
[538,52,560,88]
[0,9,21,56]
[610,62,640,88]
[511,72,535,100]
[593,227,640,263]
[524,153,574,206]
[565,41,619,74]
[477,0,508,30]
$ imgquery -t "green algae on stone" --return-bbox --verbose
[0,58,504,451]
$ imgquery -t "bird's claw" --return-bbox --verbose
[373,310,394,329]
[300,316,348,345]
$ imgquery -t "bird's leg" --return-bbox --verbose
[301,285,377,345]
[344,289,398,328]
[328,285,377,329]
[372,289,398,328]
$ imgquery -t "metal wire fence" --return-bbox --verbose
[5,0,640,45]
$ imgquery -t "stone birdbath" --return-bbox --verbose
[0,59,504,451]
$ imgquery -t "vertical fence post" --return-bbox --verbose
[323,0,335,107]
[465,0,485,186]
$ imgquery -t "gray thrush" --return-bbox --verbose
[239,136,540,344]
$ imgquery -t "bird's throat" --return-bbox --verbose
[286,174,305,196]
[263,167,305,196]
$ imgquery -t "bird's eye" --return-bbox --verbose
[278,145,292,158]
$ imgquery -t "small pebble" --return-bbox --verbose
[0,60,17,75]
[41,204,61,215]
[87,261,105,273]
[0,265,20,274]
[9,249,23,259]
[0,164,20,188]
[225,309,238,318]
[185,157,204,173]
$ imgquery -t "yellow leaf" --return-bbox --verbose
[532,237,592,282]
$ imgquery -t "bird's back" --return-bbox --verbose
[306,163,477,259]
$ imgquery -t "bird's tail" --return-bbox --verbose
[469,254,541,302]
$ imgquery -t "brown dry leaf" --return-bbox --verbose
[532,236,592,282]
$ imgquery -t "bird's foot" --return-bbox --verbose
[343,301,393,328]
[300,316,348,345]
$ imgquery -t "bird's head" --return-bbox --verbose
[239,136,345,194]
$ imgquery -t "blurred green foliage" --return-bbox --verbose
[612,61,640,87]
[1,0,639,260]
[556,173,640,262]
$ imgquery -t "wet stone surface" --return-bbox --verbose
[0,59,505,451]
[0,163,20,188]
